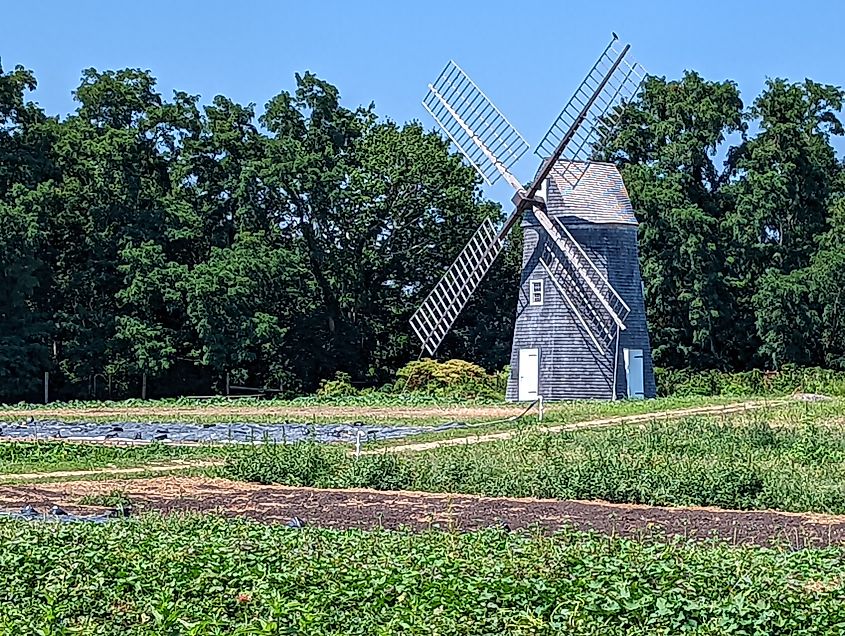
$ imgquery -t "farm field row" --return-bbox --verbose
[0,441,226,478]
[2,400,843,515]
[0,397,793,479]
[0,394,751,425]
[1,514,844,635]
[222,401,845,515]
[1,399,844,634]
[4,474,845,547]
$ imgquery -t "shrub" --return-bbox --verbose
[222,442,344,486]
[655,366,845,397]
[395,358,503,399]
[316,371,358,398]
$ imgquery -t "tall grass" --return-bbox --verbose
[223,405,845,514]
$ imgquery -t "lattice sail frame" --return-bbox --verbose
[535,38,646,191]
[412,36,645,357]
[409,218,504,356]
[423,61,528,189]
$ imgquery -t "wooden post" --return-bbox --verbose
[612,324,621,401]
[142,373,147,400]
[43,372,49,404]
[225,372,230,396]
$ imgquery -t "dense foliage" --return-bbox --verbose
[223,405,845,514]
[655,365,845,397]
[599,73,845,371]
[1,60,843,402]
[2,515,845,634]
[0,62,519,402]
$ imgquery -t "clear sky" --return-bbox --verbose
[4,0,843,202]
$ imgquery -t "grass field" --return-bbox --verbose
[221,400,845,514]
[1,514,844,635]
[0,397,776,479]
[0,398,844,634]
[0,394,753,426]
[0,442,227,478]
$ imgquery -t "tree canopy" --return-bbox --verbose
[0,59,842,401]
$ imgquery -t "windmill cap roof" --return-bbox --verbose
[538,159,638,226]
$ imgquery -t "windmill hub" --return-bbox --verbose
[412,36,656,402]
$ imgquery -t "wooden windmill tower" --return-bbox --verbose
[410,35,656,401]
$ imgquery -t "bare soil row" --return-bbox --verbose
[0,476,841,548]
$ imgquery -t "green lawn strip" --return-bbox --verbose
[221,400,845,515]
[0,441,230,477]
[365,394,773,448]
[0,465,217,487]
[0,394,769,427]
[0,515,842,634]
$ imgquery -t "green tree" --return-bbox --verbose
[0,62,52,401]
[599,72,745,368]
[38,69,200,395]
[723,80,844,367]
[258,73,508,383]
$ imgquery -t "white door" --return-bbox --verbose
[623,348,645,399]
[518,348,539,401]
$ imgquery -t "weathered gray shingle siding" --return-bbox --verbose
[505,162,656,402]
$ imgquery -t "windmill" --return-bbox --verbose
[410,34,656,401]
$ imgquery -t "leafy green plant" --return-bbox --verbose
[315,371,358,398]
[79,489,133,511]
[1,515,844,634]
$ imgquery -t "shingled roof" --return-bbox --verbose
[542,160,638,226]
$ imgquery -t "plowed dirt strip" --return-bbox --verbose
[0,476,841,548]
[371,399,786,453]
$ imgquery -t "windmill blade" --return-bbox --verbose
[423,61,528,191]
[410,218,504,356]
[533,207,629,336]
[534,35,646,191]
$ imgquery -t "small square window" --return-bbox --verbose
[529,279,544,306]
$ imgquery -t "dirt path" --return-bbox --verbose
[0,475,841,548]
[371,399,785,453]
[0,460,224,482]
[0,404,526,422]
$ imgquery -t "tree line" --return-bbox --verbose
[0,60,842,402]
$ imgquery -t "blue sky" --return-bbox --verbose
[4,0,843,202]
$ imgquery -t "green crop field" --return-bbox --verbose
[0,515,844,635]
